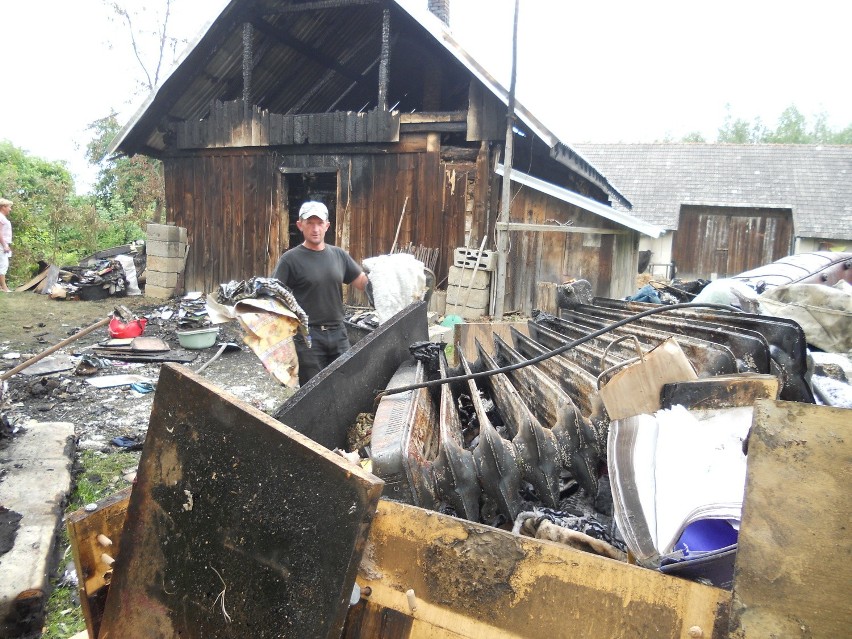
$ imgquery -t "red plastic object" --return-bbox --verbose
[109,316,147,338]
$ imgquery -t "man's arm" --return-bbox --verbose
[351,271,369,291]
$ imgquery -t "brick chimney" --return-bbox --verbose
[427,0,450,27]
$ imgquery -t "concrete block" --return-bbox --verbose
[146,254,186,274]
[428,290,447,315]
[446,286,490,308]
[448,265,491,289]
[146,270,179,289]
[147,223,187,244]
[146,239,187,259]
[459,305,488,321]
[145,283,175,299]
[453,247,497,271]
[0,421,74,637]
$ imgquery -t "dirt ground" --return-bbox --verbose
[0,291,297,452]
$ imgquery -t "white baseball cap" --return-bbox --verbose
[298,201,329,221]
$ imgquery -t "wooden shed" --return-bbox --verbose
[574,143,852,280]
[110,0,661,312]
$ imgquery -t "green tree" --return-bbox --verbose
[764,106,811,143]
[717,104,852,144]
[84,1,186,232]
[85,113,164,233]
[717,106,769,143]
[681,131,706,143]
[0,141,90,283]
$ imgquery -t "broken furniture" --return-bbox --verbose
[77,363,382,639]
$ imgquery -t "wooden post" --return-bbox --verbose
[492,0,520,318]
[377,8,390,111]
[242,22,253,120]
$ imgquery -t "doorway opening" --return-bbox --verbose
[281,169,339,249]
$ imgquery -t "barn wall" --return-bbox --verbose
[500,184,633,314]
[673,205,794,280]
[162,140,631,310]
[164,152,283,294]
[162,141,490,295]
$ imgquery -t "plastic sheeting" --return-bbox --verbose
[759,281,852,352]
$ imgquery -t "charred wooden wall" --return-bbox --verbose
[501,185,638,311]
[164,152,283,294]
[162,139,491,296]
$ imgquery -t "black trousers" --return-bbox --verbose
[294,324,351,385]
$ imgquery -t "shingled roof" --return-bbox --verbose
[572,144,852,240]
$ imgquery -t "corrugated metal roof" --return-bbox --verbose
[110,0,630,208]
[572,143,852,240]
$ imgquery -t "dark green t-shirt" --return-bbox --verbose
[272,244,361,325]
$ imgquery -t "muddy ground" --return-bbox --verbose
[0,292,297,453]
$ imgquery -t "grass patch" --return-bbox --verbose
[41,578,85,639]
[67,450,140,512]
[41,449,140,638]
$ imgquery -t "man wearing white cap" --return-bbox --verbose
[272,201,368,384]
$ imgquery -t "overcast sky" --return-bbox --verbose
[1,0,849,194]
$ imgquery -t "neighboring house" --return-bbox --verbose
[573,144,852,280]
[109,0,660,313]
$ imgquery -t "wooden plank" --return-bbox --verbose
[283,114,295,145]
[399,111,467,124]
[13,268,49,292]
[66,487,132,639]
[354,112,365,143]
[344,111,357,143]
[270,111,282,145]
[535,281,558,314]
[729,400,852,638]
[98,364,384,639]
[295,114,308,144]
[214,100,226,147]
[495,222,628,234]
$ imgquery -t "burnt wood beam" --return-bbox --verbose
[400,121,466,133]
[249,17,365,85]
[242,23,253,118]
[260,0,384,14]
[377,8,390,111]
[400,111,467,123]
[216,36,275,108]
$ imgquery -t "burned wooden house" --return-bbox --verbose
[110,0,661,313]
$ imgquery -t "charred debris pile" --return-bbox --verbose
[362,273,849,587]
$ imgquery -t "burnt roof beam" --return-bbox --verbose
[249,17,366,86]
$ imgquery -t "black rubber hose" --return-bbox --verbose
[375,302,741,398]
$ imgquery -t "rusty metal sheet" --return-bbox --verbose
[358,500,731,639]
[99,364,384,639]
[729,400,852,638]
[275,301,428,450]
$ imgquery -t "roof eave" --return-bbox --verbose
[496,164,662,238]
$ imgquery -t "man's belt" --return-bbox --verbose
[310,323,342,331]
